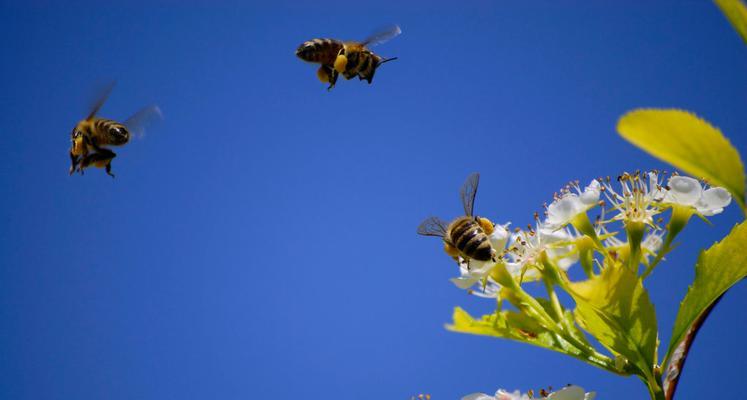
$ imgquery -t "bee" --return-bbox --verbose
[69,82,162,177]
[417,173,497,263]
[295,25,400,90]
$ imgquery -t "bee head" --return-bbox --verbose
[70,127,83,149]
[334,48,348,73]
[70,127,81,140]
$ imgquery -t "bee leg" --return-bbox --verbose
[327,68,339,91]
[97,148,116,178]
[81,148,116,178]
[105,163,115,178]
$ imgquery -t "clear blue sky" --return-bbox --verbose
[1,1,746,399]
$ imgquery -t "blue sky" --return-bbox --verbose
[1,1,746,399]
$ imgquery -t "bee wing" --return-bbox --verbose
[123,105,163,139]
[417,216,449,238]
[460,173,480,217]
[85,81,116,120]
[361,24,401,47]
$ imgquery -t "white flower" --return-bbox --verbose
[697,187,732,216]
[462,386,594,400]
[495,389,530,400]
[546,386,596,400]
[470,280,501,298]
[489,223,511,251]
[541,227,579,270]
[462,389,529,400]
[603,171,664,226]
[462,395,496,400]
[663,176,702,206]
[642,231,664,254]
[504,225,579,279]
[661,175,731,216]
[604,229,664,260]
[545,180,601,229]
[450,259,501,298]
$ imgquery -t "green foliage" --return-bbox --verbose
[439,12,747,397]
[665,221,747,366]
[715,0,747,44]
[449,307,616,371]
[617,109,746,212]
[568,265,658,379]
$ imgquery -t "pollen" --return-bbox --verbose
[316,66,330,83]
[478,217,494,234]
[334,54,348,73]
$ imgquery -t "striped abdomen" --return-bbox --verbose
[91,118,130,146]
[296,38,344,65]
[339,47,381,83]
[447,217,494,261]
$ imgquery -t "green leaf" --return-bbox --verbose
[448,307,618,373]
[449,307,582,355]
[617,109,746,211]
[568,266,658,378]
[715,0,747,45]
[665,221,747,365]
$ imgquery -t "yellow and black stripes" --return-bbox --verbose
[69,118,130,177]
[295,38,344,65]
[296,36,396,88]
[337,47,382,84]
[447,217,494,261]
[91,118,130,146]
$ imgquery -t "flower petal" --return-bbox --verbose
[495,389,526,400]
[580,179,601,205]
[461,393,495,400]
[642,233,664,253]
[546,386,586,400]
[451,276,479,289]
[546,194,584,227]
[489,223,511,250]
[666,176,702,206]
[700,187,732,209]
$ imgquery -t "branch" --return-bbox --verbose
[663,295,723,400]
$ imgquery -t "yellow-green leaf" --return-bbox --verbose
[568,266,658,378]
[665,221,747,365]
[617,109,746,211]
[715,0,747,45]
[448,307,619,373]
[449,307,584,353]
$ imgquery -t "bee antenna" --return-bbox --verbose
[378,57,398,66]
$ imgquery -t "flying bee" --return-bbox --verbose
[417,173,497,264]
[295,25,400,90]
[69,82,162,177]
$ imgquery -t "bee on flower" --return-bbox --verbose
[421,170,733,295]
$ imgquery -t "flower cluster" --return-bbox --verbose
[449,171,732,296]
[463,385,595,400]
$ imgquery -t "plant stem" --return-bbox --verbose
[572,213,608,256]
[543,279,564,322]
[647,377,666,400]
[626,220,645,272]
[663,295,724,400]
[643,206,692,279]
